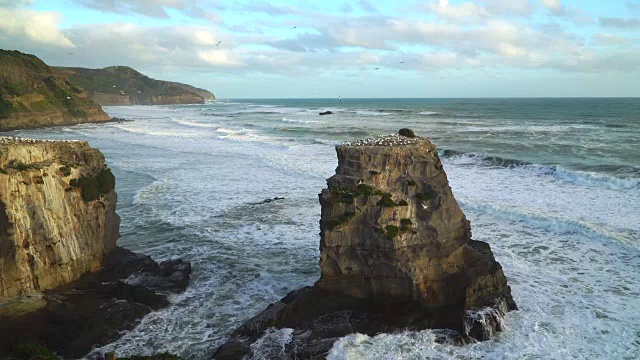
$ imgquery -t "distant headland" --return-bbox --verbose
[0,50,215,131]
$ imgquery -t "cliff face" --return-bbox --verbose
[55,66,214,106]
[214,133,517,359]
[0,137,120,298]
[0,50,111,131]
[318,136,511,309]
[90,92,205,106]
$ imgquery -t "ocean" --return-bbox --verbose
[6,98,640,359]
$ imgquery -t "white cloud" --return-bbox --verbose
[198,49,243,67]
[0,9,74,48]
[426,0,487,22]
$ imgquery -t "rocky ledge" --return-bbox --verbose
[214,132,516,359]
[0,137,191,358]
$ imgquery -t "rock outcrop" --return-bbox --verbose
[214,133,516,359]
[0,136,120,297]
[55,66,215,106]
[0,136,191,358]
[0,50,111,131]
[0,247,191,359]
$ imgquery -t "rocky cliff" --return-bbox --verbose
[214,132,517,359]
[55,66,215,106]
[0,136,191,358]
[0,136,120,298]
[0,50,111,131]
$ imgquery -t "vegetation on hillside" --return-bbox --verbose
[55,66,214,99]
[0,50,104,123]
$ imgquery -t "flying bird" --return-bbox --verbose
[215,41,222,46]
[292,26,297,29]
[375,67,380,70]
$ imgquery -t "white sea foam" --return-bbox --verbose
[15,100,639,359]
[174,119,220,129]
[281,117,320,124]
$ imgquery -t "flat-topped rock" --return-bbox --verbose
[214,132,517,359]
[343,134,420,147]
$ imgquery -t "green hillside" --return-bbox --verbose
[55,66,215,103]
[0,50,109,130]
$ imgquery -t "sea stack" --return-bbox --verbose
[215,132,516,359]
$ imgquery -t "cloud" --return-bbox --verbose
[0,1,638,83]
[340,3,353,13]
[72,0,221,20]
[0,0,33,7]
[541,0,566,15]
[358,1,378,13]
[483,0,536,16]
[599,17,640,28]
[627,1,640,11]
[198,49,243,67]
[0,8,74,48]
[426,0,487,22]
[592,33,633,46]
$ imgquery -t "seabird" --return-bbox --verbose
[215,41,222,46]
[375,68,380,70]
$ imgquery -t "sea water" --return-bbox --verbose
[7,98,640,359]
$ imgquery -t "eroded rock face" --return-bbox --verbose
[0,137,120,298]
[214,134,516,359]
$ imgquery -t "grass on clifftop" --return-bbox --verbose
[0,50,103,122]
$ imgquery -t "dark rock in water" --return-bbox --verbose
[251,197,285,205]
[214,135,516,359]
[398,128,416,137]
[0,247,191,359]
[319,111,333,115]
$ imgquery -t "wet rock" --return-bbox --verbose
[0,247,191,359]
[214,134,516,359]
[251,197,285,205]
[319,111,333,115]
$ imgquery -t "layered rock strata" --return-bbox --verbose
[0,136,192,358]
[0,136,120,297]
[214,134,516,359]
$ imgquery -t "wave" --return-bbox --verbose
[281,117,320,124]
[418,111,440,116]
[174,119,220,129]
[276,126,370,138]
[376,109,409,113]
[440,150,640,190]
[354,110,392,116]
[313,138,338,145]
[459,201,635,245]
[112,124,205,138]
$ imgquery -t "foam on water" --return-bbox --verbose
[6,99,639,359]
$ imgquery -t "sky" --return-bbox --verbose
[0,0,639,98]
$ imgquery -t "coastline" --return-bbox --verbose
[2,99,639,358]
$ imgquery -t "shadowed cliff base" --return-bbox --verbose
[214,131,517,359]
[0,247,191,359]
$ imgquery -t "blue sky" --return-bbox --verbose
[0,0,639,98]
